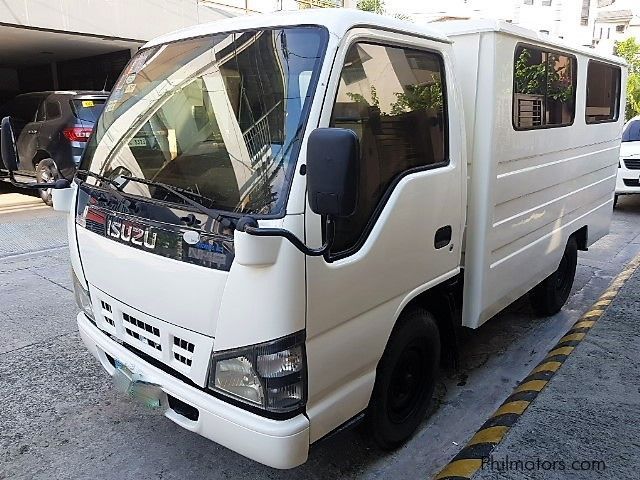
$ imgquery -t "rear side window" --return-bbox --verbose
[622,120,640,142]
[329,42,448,256]
[586,61,621,124]
[71,99,106,122]
[11,96,42,121]
[513,45,577,130]
[46,101,61,120]
[35,101,46,122]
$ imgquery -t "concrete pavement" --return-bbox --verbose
[471,257,640,480]
[1,194,640,479]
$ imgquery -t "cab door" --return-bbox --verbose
[16,98,46,171]
[303,29,465,441]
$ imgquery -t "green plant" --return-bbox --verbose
[390,81,443,115]
[346,86,380,108]
[514,49,574,102]
[615,37,640,120]
[356,0,385,14]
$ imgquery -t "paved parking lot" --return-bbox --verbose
[1,193,640,480]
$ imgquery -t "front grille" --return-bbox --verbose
[100,301,115,327]
[85,219,105,235]
[89,288,215,384]
[123,312,161,351]
[173,337,195,367]
[623,179,640,187]
[624,159,640,170]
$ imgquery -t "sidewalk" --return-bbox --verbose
[0,196,67,257]
[472,260,640,479]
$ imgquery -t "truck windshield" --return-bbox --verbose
[81,26,327,215]
[622,119,640,143]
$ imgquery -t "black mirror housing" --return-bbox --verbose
[306,128,359,218]
[1,116,19,172]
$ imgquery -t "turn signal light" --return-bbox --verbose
[63,127,93,142]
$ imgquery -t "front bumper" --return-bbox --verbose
[77,313,310,469]
[616,166,640,194]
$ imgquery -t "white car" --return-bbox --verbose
[615,116,640,206]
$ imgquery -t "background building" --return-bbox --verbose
[593,0,640,53]
[385,0,599,47]
[0,0,348,103]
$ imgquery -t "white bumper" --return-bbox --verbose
[77,313,310,469]
[616,163,640,194]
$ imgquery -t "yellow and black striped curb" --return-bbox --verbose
[434,253,640,480]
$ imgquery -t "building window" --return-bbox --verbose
[586,60,621,124]
[616,25,626,33]
[542,0,552,6]
[329,43,448,256]
[581,0,591,26]
[513,45,577,130]
[524,0,534,5]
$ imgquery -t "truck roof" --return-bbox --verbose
[434,18,627,67]
[144,8,452,49]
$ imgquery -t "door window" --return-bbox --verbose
[329,42,448,256]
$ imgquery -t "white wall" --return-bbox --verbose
[0,0,234,41]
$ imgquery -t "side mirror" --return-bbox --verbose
[306,128,359,218]
[235,128,359,258]
[1,116,18,172]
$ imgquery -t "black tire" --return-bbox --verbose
[613,194,619,208]
[35,158,59,206]
[368,308,440,450]
[530,236,578,316]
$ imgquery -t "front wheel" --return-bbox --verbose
[35,159,60,206]
[368,308,440,450]
[613,194,619,208]
[530,236,578,316]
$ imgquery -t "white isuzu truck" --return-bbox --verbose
[1,10,626,469]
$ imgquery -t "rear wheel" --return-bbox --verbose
[35,159,59,206]
[368,308,440,450]
[530,236,578,316]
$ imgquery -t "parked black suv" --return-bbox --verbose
[0,91,108,204]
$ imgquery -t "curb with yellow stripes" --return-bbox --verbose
[434,253,640,480]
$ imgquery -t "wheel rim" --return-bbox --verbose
[39,165,55,201]
[387,341,429,424]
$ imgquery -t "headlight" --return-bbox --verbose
[208,332,306,414]
[72,269,94,321]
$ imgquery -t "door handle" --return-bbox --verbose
[434,225,452,249]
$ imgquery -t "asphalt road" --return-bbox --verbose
[1,193,640,480]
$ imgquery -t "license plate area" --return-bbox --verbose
[113,359,165,411]
[128,137,147,147]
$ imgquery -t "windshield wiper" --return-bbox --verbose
[119,175,233,228]
[75,169,129,205]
